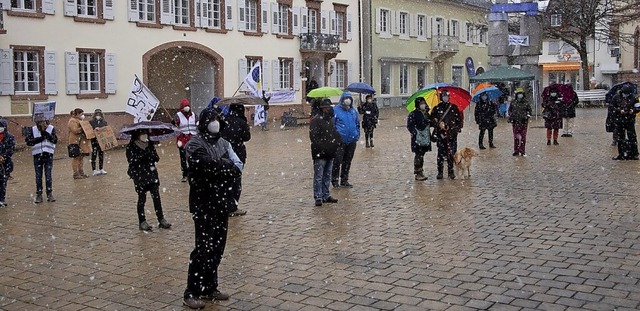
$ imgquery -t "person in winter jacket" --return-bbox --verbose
[25,119,57,203]
[431,90,463,180]
[474,93,497,149]
[407,97,432,181]
[261,90,271,130]
[561,89,578,137]
[310,99,341,206]
[0,119,15,207]
[220,103,250,217]
[331,92,360,188]
[172,99,198,182]
[542,87,563,145]
[508,88,533,156]
[358,94,379,148]
[125,130,172,231]
[89,109,108,175]
[182,108,243,309]
[68,108,90,179]
[611,84,640,160]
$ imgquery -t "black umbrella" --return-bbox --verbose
[605,82,637,103]
[118,121,180,141]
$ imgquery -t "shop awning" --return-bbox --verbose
[600,63,620,74]
[541,62,581,71]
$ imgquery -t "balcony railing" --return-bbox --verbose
[431,35,459,52]
[300,33,341,53]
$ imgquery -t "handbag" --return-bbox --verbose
[415,128,431,146]
[67,144,81,158]
[542,109,551,120]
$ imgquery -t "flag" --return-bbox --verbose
[254,104,266,126]
[508,35,529,46]
[125,75,160,123]
[243,61,262,97]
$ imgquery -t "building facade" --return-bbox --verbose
[617,19,640,84]
[362,0,490,107]
[0,0,360,135]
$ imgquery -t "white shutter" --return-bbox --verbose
[0,0,9,10]
[293,59,300,91]
[431,16,437,37]
[160,0,173,25]
[103,0,114,20]
[320,10,328,34]
[347,13,352,40]
[391,10,399,35]
[194,0,201,27]
[301,6,308,35]
[427,16,431,38]
[272,60,280,90]
[225,2,233,30]
[64,0,78,16]
[329,10,336,35]
[261,0,269,33]
[65,52,80,95]
[42,0,55,14]
[348,61,353,85]
[201,0,210,28]
[105,53,116,94]
[292,6,300,36]
[0,49,14,96]
[44,51,57,95]
[128,0,139,21]
[270,2,279,34]
[460,21,467,42]
[262,59,270,90]
[329,60,336,87]
[237,0,245,31]
[375,8,381,33]
[409,13,416,37]
[443,18,449,36]
[238,58,247,91]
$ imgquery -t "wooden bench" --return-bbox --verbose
[575,89,608,107]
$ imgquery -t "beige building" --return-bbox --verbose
[0,0,360,133]
[362,0,491,107]
[617,21,640,84]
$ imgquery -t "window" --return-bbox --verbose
[451,66,463,87]
[202,0,222,29]
[450,20,458,37]
[435,17,444,36]
[79,51,101,94]
[466,24,473,42]
[11,0,36,11]
[336,12,345,40]
[548,41,560,55]
[417,14,426,38]
[399,64,409,95]
[335,61,347,88]
[8,0,53,18]
[551,14,561,27]
[278,58,292,89]
[380,9,390,34]
[14,50,40,93]
[242,0,258,31]
[479,27,487,44]
[562,43,576,54]
[174,0,189,25]
[77,0,97,17]
[417,66,427,90]
[273,3,289,34]
[399,12,408,36]
[0,3,4,32]
[137,0,155,22]
[381,62,390,95]
[308,9,318,33]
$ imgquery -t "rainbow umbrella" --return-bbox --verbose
[406,86,472,112]
[405,88,439,112]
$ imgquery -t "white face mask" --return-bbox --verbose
[419,103,427,111]
[183,106,191,113]
[0,128,5,133]
[139,134,148,142]
[517,94,524,100]
[207,120,220,134]
[80,115,86,120]
[481,95,488,101]
[366,99,372,103]
[442,96,450,103]
[95,116,102,120]
[550,92,557,97]
[343,99,352,106]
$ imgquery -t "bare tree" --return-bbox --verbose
[542,0,640,90]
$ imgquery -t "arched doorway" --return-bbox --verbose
[143,42,224,118]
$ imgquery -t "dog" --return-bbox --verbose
[453,147,478,180]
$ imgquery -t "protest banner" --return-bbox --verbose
[80,120,95,139]
[95,126,118,151]
[126,75,160,123]
[32,101,56,121]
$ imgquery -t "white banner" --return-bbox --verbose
[254,105,266,126]
[32,101,56,121]
[508,35,529,46]
[126,75,160,123]
[266,90,295,103]
[243,61,262,97]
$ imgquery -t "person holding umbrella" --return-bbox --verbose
[474,93,497,149]
[508,88,532,156]
[431,90,463,180]
[357,94,379,148]
[561,89,578,137]
[542,87,563,145]
[220,103,250,217]
[407,97,432,181]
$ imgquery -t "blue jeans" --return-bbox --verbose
[34,153,54,195]
[313,158,333,200]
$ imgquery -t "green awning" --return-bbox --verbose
[470,65,535,82]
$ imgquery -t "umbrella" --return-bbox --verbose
[405,88,439,112]
[345,82,375,94]
[118,121,180,141]
[420,82,450,90]
[405,86,471,112]
[439,86,472,111]
[472,83,495,95]
[542,83,576,105]
[472,86,502,102]
[606,81,638,103]
[307,86,343,98]
[217,95,265,106]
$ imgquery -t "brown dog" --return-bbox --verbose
[453,147,478,180]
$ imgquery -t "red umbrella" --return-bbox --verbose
[439,86,472,111]
[542,83,576,105]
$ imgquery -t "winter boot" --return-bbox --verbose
[553,140,559,145]
[365,140,370,148]
[370,139,374,148]
[415,172,428,181]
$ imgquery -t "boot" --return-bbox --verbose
[553,140,559,145]
[547,140,551,145]
[365,140,370,148]
[415,172,427,181]
[370,139,374,148]
[489,142,496,148]
[34,194,43,204]
[479,144,486,150]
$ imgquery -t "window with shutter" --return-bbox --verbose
[72,48,110,99]
[9,45,48,100]
[0,49,14,96]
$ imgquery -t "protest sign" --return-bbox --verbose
[32,101,56,121]
[126,75,160,123]
[95,126,118,151]
[80,121,95,139]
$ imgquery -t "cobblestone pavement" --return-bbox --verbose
[1,107,639,311]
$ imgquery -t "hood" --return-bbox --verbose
[180,98,191,110]
[0,119,7,130]
[228,103,245,116]
[208,97,221,109]
[197,107,223,134]
[93,109,104,120]
[338,92,354,108]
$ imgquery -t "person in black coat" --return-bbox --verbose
[220,103,250,217]
[561,90,578,137]
[0,119,15,207]
[407,97,432,181]
[89,109,108,175]
[357,94,379,148]
[310,100,341,206]
[474,93,497,149]
[183,108,243,309]
[126,131,171,231]
[611,84,640,160]
[542,87,563,145]
[25,119,58,203]
[431,90,463,180]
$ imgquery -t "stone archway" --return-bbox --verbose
[143,41,224,118]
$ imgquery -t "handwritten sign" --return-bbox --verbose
[126,75,160,123]
[33,101,56,121]
[80,120,95,139]
[95,126,118,151]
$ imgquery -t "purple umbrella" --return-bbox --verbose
[118,121,181,141]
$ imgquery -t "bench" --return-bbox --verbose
[575,89,608,107]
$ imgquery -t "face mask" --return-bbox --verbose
[96,116,102,120]
[80,115,86,120]
[183,106,191,113]
[517,94,524,100]
[0,128,5,134]
[442,96,449,103]
[366,99,372,103]
[207,120,220,134]
[481,95,488,101]
[419,104,427,111]
[139,134,148,142]
[343,99,352,106]
[550,92,557,97]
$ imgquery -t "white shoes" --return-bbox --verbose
[93,169,108,176]
[99,169,107,175]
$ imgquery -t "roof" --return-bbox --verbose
[469,65,536,82]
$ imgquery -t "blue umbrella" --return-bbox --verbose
[472,86,502,102]
[420,82,450,90]
[606,81,637,103]
[345,82,375,94]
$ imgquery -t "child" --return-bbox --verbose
[126,130,172,231]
